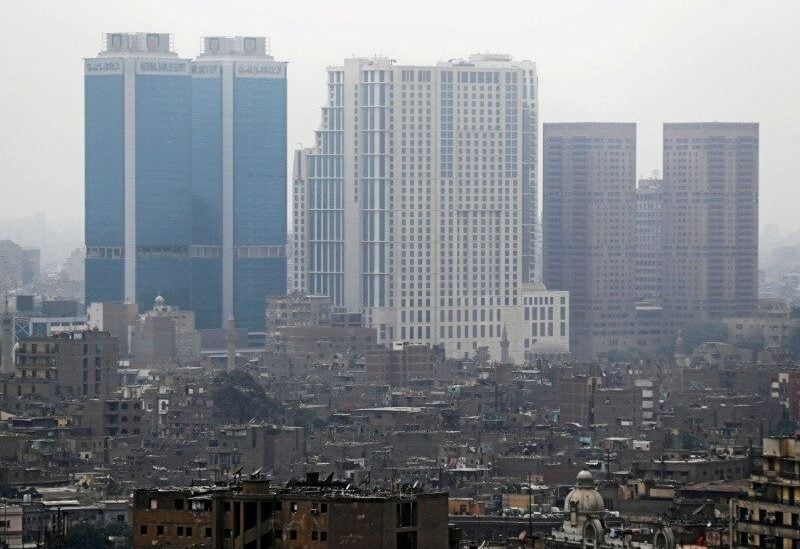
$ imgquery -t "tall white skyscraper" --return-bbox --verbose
[293,55,567,361]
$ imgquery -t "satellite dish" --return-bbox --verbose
[250,467,263,479]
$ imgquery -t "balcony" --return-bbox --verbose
[734,521,800,540]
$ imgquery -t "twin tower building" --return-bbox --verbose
[84,33,287,332]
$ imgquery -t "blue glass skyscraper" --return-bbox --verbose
[86,34,287,331]
[192,37,287,331]
[85,33,192,313]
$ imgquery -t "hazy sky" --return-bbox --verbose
[1,0,798,233]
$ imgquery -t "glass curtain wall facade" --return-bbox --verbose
[189,64,223,329]
[86,34,287,332]
[135,72,192,311]
[85,65,125,303]
[85,33,191,313]
[192,36,287,331]
[232,74,287,331]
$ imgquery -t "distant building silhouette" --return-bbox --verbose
[543,123,637,358]
[662,123,759,324]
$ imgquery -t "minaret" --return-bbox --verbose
[1,295,13,374]
[500,325,510,364]
[674,329,688,392]
[226,316,236,373]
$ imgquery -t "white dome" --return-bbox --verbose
[577,470,594,484]
[563,470,604,513]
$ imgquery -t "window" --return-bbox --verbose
[186,527,192,537]
[140,525,147,535]
[177,527,184,537]
[312,531,318,541]
[289,530,297,540]
[321,531,328,541]
[290,501,298,513]
[321,503,328,513]
[205,528,212,538]
[157,525,164,536]
[397,502,418,527]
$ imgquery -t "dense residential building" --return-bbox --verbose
[730,436,800,548]
[543,123,637,358]
[14,330,119,399]
[558,375,600,426]
[207,424,305,477]
[266,293,335,330]
[662,123,759,324]
[292,54,566,361]
[265,293,373,360]
[270,325,378,362]
[87,301,139,355]
[85,33,287,331]
[132,476,449,549]
[0,240,40,291]
[128,295,202,366]
[771,370,800,421]
[365,342,435,386]
[724,298,800,349]
[20,247,41,286]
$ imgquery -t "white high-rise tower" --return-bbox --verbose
[293,55,568,361]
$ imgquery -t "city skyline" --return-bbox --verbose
[1,1,797,235]
[1,4,800,547]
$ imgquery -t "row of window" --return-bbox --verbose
[140,524,208,537]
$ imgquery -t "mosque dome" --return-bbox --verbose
[154,295,165,308]
[563,470,605,513]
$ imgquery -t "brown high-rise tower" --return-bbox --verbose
[662,123,759,324]
[542,123,637,358]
